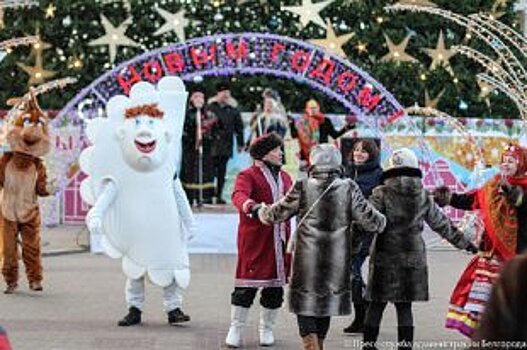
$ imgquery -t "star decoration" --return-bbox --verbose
[356,41,368,54]
[310,19,354,57]
[17,54,56,85]
[393,0,437,6]
[89,15,140,64]
[477,79,495,100]
[45,3,56,19]
[31,30,52,59]
[486,0,508,19]
[380,33,418,63]
[423,30,456,73]
[493,0,508,9]
[154,7,190,41]
[425,89,445,108]
[281,0,335,29]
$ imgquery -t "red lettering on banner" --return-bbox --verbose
[309,58,335,86]
[270,43,286,62]
[190,45,217,67]
[226,40,248,60]
[163,52,184,73]
[387,110,404,123]
[117,65,143,95]
[291,50,311,72]
[357,86,382,111]
[337,71,358,92]
[143,60,163,83]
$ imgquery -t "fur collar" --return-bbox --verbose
[382,167,422,182]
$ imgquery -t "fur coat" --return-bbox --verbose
[260,168,386,317]
[367,167,472,302]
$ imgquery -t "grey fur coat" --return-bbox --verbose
[260,168,386,317]
[366,168,472,303]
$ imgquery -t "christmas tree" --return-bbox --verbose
[0,0,520,119]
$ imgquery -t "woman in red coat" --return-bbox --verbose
[226,133,293,348]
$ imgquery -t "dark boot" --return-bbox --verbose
[317,336,324,350]
[168,308,190,325]
[397,326,414,350]
[343,303,366,333]
[362,326,379,350]
[118,306,142,327]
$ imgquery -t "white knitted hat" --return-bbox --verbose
[386,148,419,170]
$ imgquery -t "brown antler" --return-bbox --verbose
[27,88,46,118]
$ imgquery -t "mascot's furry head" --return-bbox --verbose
[80,76,187,209]
[6,89,51,157]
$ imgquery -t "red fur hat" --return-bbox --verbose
[249,133,283,160]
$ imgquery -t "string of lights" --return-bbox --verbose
[386,3,527,119]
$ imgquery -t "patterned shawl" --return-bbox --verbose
[295,113,325,162]
[475,175,527,261]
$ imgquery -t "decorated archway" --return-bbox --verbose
[56,32,405,123]
[53,32,439,222]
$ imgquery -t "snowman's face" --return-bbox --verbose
[115,115,170,172]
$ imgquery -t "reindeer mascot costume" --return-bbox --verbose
[81,77,197,326]
[1,90,53,294]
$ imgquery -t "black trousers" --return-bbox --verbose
[365,301,413,327]
[213,155,230,200]
[297,315,331,339]
[231,287,284,309]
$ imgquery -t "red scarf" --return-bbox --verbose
[295,113,325,162]
[475,175,527,261]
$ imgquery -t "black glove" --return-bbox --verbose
[344,122,356,131]
[248,203,262,219]
[433,186,452,207]
[503,185,523,206]
[465,242,478,254]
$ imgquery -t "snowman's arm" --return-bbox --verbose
[86,180,117,235]
[173,177,197,241]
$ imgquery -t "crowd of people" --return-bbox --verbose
[227,127,527,349]
[2,77,527,350]
[179,82,354,206]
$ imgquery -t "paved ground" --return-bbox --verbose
[0,225,475,350]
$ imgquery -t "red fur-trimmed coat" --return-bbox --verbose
[231,162,293,288]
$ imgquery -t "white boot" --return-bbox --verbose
[259,308,279,346]
[225,305,250,348]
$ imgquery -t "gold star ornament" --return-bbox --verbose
[310,19,354,57]
[423,30,456,73]
[380,33,418,63]
[31,30,52,59]
[45,3,56,19]
[154,7,190,41]
[17,55,56,85]
[478,79,495,100]
[425,89,445,108]
[89,15,140,64]
[281,0,336,29]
